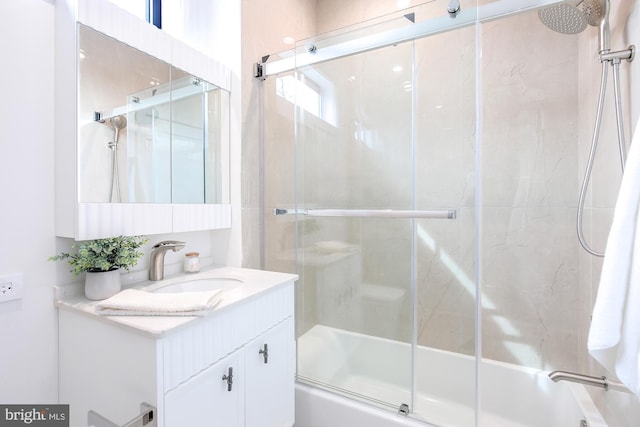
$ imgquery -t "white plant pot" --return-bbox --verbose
[85,269,121,300]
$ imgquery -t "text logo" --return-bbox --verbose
[0,405,69,426]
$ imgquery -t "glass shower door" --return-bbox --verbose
[263,9,477,422]
[292,38,415,409]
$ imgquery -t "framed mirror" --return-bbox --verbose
[77,23,230,205]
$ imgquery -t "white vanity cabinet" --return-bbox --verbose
[58,273,295,427]
[164,318,294,427]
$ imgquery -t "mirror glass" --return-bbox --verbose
[77,24,230,204]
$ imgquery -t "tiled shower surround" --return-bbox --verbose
[242,0,628,377]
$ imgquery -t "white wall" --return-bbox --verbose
[0,0,58,403]
[162,0,241,76]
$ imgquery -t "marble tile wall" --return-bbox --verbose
[479,10,583,370]
[413,25,477,355]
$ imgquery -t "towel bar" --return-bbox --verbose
[273,208,457,219]
[88,402,156,427]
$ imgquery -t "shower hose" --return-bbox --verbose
[577,59,627,257]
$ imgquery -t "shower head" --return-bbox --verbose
[109,115,127,144]
[582,0,605,27]
[537,0,610,52]
[537,2,588,34]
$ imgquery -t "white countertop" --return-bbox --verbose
[56,266,298,337]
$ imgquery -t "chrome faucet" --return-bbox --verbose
[548,370,608,390]
[149,240,186,281]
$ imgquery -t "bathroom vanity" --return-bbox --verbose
[57,267,296,427]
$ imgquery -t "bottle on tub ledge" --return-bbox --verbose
[183,252,201,273]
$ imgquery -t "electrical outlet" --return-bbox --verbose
[0,273,23,303]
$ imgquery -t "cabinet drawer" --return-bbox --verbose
[162,282,294,391]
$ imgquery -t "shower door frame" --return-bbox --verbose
[258,0,562,79]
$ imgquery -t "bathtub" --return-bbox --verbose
[294,325,607,427]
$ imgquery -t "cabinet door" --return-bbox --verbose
[165,351,243,427]
[245,317,295,427]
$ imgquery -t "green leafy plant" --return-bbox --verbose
[50,235,148,276]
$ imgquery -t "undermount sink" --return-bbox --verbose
[149,277,243,293]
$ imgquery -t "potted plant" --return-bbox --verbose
[50,235,148,300]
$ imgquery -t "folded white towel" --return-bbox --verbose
[588,122,640,397]
[95,288,223,317]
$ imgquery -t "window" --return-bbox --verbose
[107,0,161,28]
[276,75,321,118]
